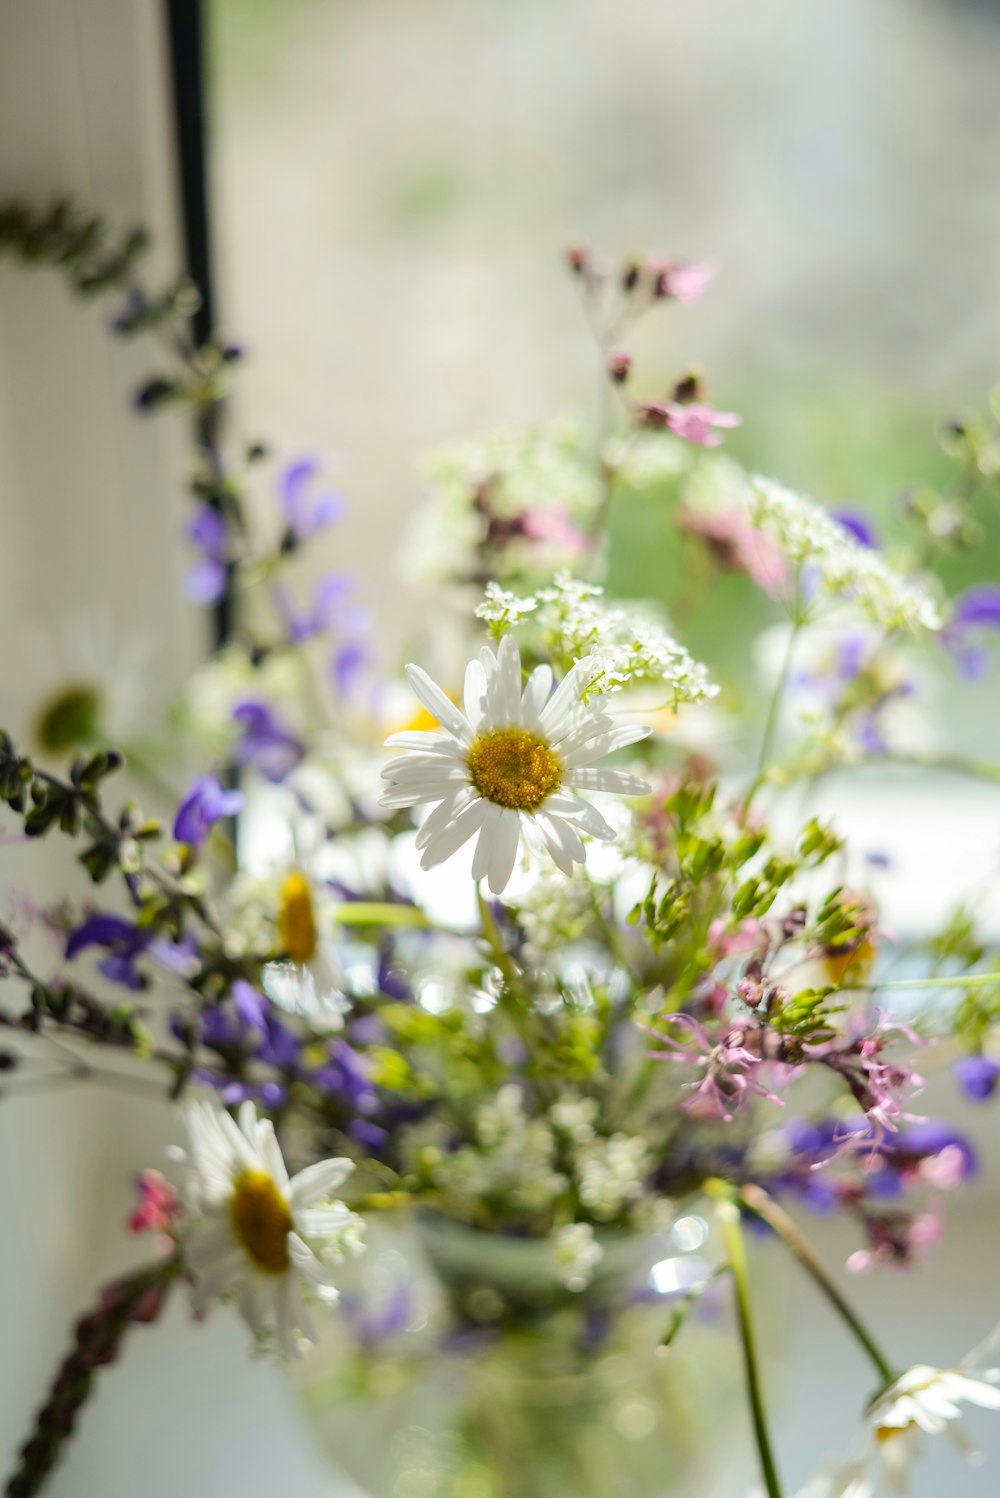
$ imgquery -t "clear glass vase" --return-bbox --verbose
[296,1212,735,1498]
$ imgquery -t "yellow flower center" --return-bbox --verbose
[874,1421,913,1444]
[278,871,318,964]
[466,727,563,813]
[34,682,103,753]
[230,1169,292,1273]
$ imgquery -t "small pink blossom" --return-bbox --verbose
[644,401,742,449]
[645,1013,785,1121]
[129,1170,181,1241]
[677,505,789,593]
[521,504,592,557]
[653,259,718,304]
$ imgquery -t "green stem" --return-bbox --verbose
[739,1185,896,1389]
[745,607,803,806]
[330,901,429,929]
[875,972,999,993]
[707,1182,784,1498]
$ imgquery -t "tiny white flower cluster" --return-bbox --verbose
[476,583,538,633]
[747,477,942,633]
[550,1222,604,1292]
[576,1133,651,1221]
[476,573,718,705]
[433,1084,569,1216]
[411,1086,653,1232]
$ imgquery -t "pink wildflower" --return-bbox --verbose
[129,1170,181,1242]
[677,504,788,594]
[646,1013,784,1121]
[652,259,718,304]
[521,503,592,557]
[642,400,741,449]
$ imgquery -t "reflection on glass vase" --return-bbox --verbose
[296,1210,735,1498]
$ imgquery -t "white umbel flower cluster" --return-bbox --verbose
[550,1222,604,1292]
[476,574,717,705]
[181,1099,363,1357]
[381,634,651,894]
[747,477,942,633]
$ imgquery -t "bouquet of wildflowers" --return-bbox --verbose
[4,205,1000,1498]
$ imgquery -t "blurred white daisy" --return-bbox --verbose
[380,635,651,894]
[2,612,151,763]
[865,1355,1000,1492]
[181,1098,363,1356]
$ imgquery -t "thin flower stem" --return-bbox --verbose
[739,1184,896,1390]
[875,972,999,993]
[745,598,803,807]
[707,1181,784,1498]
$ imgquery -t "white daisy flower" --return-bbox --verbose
[181,1099,363,1357]
[1,610,153,764]
[865,1356,1000,1492]
[379,635,652,894]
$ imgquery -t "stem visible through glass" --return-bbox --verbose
[708,1182,784,1498]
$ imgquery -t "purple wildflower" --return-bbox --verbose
[173,774,244,846]
[281,458,345,540]
[231,700,304,783]
[831,508,878,549]
[185,504,229,607]
[942,584,1000,680]
[954,1053,1000,1102]
[65,914,151,991]
[272,572,355,644]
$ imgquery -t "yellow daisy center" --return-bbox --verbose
[34,682,103,753]
[230,1169,292,1273]
[874,1421,913,1444]
[278,871,318,964]
[466,727,563,813]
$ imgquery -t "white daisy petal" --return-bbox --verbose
[404,664,474,745]
[463,657,488,729]
[488,809,522,894]
[297,1204,355,1236]
[289,1157,354,1211]
[539,654,598,733]
[415,788,478,849]
[472,804,503,882]
[421,798,490,869]
[565,766,650,795]
[538,813,586,873]
[383,730,464,754]
[520,663,553,723]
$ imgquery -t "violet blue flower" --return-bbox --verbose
[281,458,345,540]
[231,700,304,782]
[173,774,245,846]
[942,584,1000,680]
[331,638,369,697]
[65,913,151,991]
[185,503,229,607]
[272,572,355,644]
[832,507,879,549]
[954,1053,1000,1102]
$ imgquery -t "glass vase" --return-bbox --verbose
[296,1211,736,1498]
